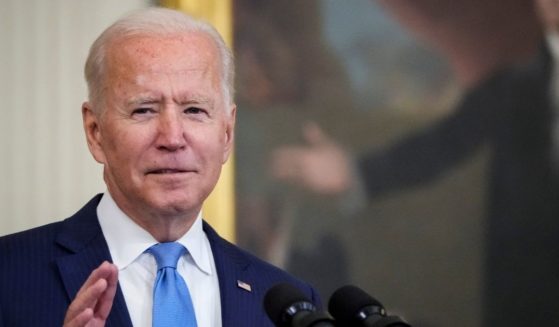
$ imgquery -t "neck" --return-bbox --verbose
[107,191,200,242]
[132,213,197,242]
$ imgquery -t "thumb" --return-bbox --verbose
[302,121,329,146]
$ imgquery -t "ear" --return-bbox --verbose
[82,102,106,164]
[222,105,236,164]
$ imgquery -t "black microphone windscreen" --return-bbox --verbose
[328,285,384,324]
[264,282,313,326]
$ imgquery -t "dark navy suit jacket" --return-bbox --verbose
[0,194,320,326]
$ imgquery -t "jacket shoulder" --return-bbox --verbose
[203,221,322,305]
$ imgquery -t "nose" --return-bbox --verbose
[156,110,186,152]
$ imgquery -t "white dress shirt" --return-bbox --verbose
[97,192,222,327]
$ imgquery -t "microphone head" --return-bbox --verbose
[264,282,316,327]
[328,285,385,325]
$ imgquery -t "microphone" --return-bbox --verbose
[328,285,411,327]
[264,282,336,327]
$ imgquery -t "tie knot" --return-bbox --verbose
[148,242,186,270]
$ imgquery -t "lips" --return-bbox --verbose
[146,168,191,174]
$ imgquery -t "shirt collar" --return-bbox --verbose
[97,192,213,275]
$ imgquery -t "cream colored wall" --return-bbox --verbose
[0,0,150,235]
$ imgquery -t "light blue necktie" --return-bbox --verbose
[148,242,197,327]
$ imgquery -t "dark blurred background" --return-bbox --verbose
[233,1,559,326]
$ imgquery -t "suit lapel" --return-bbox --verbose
[54,194,133,327]
[203,222,260,325]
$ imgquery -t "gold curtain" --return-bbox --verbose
[159,0,235,242]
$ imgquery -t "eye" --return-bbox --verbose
[131,107,155,116]
[184,107,207,115]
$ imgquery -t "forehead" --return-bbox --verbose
[105,32,221,87]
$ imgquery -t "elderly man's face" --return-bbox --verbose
[84,33,235,221]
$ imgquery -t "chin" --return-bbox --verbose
[149,193,203,217]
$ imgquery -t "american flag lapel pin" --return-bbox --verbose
[237,280,252,292]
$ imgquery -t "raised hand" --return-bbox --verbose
[63,261,118,327]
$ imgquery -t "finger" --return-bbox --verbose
[93,263,118,320]
[64,308,93,327]
[70,278,108,316]
[66,262,113,320]
[78,261,115,294]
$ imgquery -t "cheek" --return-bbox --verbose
[102,125,148,167]
[194,130,227,162]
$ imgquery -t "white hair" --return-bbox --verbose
[84,7,235,112]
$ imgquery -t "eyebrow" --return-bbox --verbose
[126,93,217,107]
[126,95,163,106]
[176,94,215,107]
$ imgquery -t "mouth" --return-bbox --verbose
[146,168,191,175]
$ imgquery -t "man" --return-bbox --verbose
[0,8,319,327]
